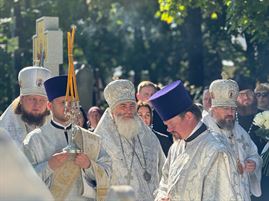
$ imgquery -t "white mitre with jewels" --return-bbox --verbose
[209,79,239,108]
[18,66,52,97]
[104,79,136,110]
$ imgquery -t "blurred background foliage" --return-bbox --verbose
[0,0,269,112]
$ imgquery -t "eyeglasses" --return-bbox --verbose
[255,92,269,98]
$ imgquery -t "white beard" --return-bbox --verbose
[114,115,140,140]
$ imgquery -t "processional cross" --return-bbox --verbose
[32,17,63,76]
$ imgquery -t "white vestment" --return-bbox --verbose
[23,121,111,201]
[0,128,54,201]
[155,123,243,201]
[0,97,51,148]
[94,109,166,201]
[203,114,262,200]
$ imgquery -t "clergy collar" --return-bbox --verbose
[185,121,207,142]
[50,120,72,130]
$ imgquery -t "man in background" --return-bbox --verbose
[255,83,269,112]
[136,80,173,153]
[202,87,211,112]
[253,83,269,201]
[87,106,102,132]
[236,80,266,154]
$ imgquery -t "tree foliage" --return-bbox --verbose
[0,0,188,111]
[77,0,186,86]
[157,0,269,82]
[1,0,269,112]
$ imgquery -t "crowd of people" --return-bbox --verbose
[1,65,269,201]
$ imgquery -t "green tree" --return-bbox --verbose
[77,0,187,86]
[2,0,268,112]
[157,0,269,82]
[0,0,90,112]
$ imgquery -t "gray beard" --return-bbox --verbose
[114,115,140,140]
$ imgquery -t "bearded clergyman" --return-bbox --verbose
[94,79,166,201]
[23,75,111,201]
[203,79,262,201]
[0,66,52,148]
[150,80,242,201]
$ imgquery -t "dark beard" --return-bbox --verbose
[237,101,257,116]
[21,111,48,126]
[217,119,235,131]
[19,105,49,126]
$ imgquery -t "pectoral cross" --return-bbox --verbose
[125,171,133,185]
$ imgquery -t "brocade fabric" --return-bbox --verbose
[94,108,166,201]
